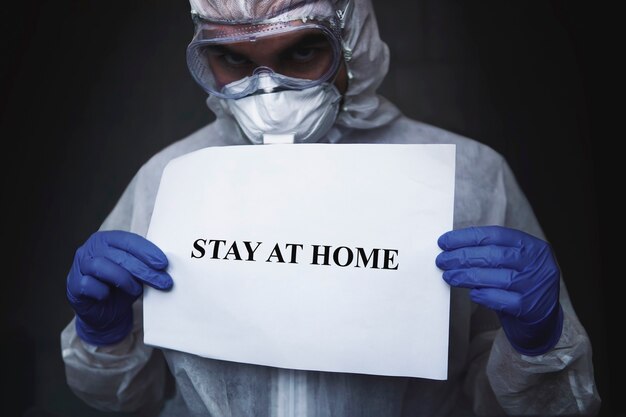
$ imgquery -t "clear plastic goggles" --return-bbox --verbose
[186,17,343,99]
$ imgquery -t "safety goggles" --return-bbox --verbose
[186,17,344,99]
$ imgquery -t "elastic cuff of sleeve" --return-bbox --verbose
[75,314,134,347]
[503,304,564,356]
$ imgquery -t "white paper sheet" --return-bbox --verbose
[145,143,456,380]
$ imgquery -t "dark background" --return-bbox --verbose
[1,1,617,416]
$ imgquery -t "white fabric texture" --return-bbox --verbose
[61,0,601,416]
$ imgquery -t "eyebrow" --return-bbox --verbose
[205,44,238,55]
[288,33,329,47]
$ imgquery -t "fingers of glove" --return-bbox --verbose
[67,272,110,302]
[67,256,107,301]
[79,255,143,296]
[92,230,168,270]
[436,246,524,270]
[442,268,516,290]
[102,246,173,290]
[469,288,523,317]
[438,226,535,250]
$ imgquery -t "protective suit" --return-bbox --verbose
[60,0,601,415]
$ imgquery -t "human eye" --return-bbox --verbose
[291,46,317,62]
[222,52,251,67]
[204,45,255,86]
[275,33,334,80]
[205,45,252,69]
[287,35,330,64]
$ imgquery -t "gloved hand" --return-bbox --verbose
[435,225,563,355]
[66,230,173,346]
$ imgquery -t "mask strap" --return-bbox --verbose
[263,133,295,144]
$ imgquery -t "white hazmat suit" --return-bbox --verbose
[61,0,601,415]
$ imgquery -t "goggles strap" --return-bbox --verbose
[335,0,353,29]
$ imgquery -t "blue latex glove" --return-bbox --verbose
[436,225,563,355]
[66,230,173,346]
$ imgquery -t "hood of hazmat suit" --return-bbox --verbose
[188,0,401,144]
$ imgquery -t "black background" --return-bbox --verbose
[1,1,617,416]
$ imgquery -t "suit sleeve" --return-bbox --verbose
[60,172,170,413]
[465,159,601,416]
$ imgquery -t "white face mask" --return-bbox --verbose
[225,82,342,144]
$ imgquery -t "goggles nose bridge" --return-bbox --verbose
[253,66,275,76]
[254,69,283,94]
[252,67,281,94]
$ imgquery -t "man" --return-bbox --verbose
[61,0,601,415]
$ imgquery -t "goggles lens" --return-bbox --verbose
[187,20,342,99]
